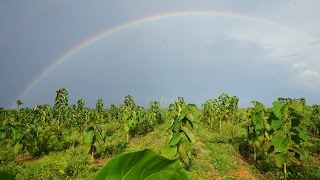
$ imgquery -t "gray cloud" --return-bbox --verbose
[1,0,320,108]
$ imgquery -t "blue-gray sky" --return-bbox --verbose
[1,0,320,108]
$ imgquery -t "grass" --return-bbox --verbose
[125,121,168,154]
[205,143,236,174]
[0,145,98,179]
[186,121,257,180]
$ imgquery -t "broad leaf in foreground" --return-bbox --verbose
[94,149,188,180]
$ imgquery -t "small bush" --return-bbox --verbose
[103,130,127,155]
[64,148,90,178]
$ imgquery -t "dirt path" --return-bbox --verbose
[231,155,257,180]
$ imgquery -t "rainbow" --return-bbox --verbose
[13,9,312,107]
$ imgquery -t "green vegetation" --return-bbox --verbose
[201,93,238,132]
[163,97,198,169]
[94,149,188,180]
[248,100,308,179]
[0,89,319,179]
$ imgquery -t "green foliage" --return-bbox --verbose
[95,99,104,113]
[84,125,107,159]
[217,93,239,131]
[64,148,90,178]
[0,171,15,180]
[75,99,86,131]
[119,95,137,139]
[148,101,164,124]
[120,95,161,140]
[248,100,309,179]
[53,88,69,129]
[77,99,85,111]
[94,149,188,180]
[247,101,270,160]
[201,93,239,133]
[0,162,20,180]
[235,108,251,123]
[308,105,320,137]
[1,89,319,179]
[103,130,128,155]
[201,99,218,127]
[107,104,118,121]
[164,98,199,169]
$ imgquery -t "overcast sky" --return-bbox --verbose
[1,0,320,108]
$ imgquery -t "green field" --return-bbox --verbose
[0,89,319,179]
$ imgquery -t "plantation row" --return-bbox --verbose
[0,88,319,179]
[1,89,165,158]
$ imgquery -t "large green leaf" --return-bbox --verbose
[95,131,104,145]
[254,101,265,112]
[273,153,288,168]
[181,127,195,143]
[162,145,177,159]
[272,101,283,119]
[172,120,182,130]
[178,109,187,121]
[291,101,303,112]
[178,143,190,166]
[169,133,182,146]
[186,104,198,112]
[181,138,192,158]
[291,127,308,142]
[271,119,284,131]
[168,118,174,128]
[291,111,307,119]
[94,149,188,180]
[271,135,291,153]
[251,113,263,131]
[186,113,195,122]
[84,130,94,144]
